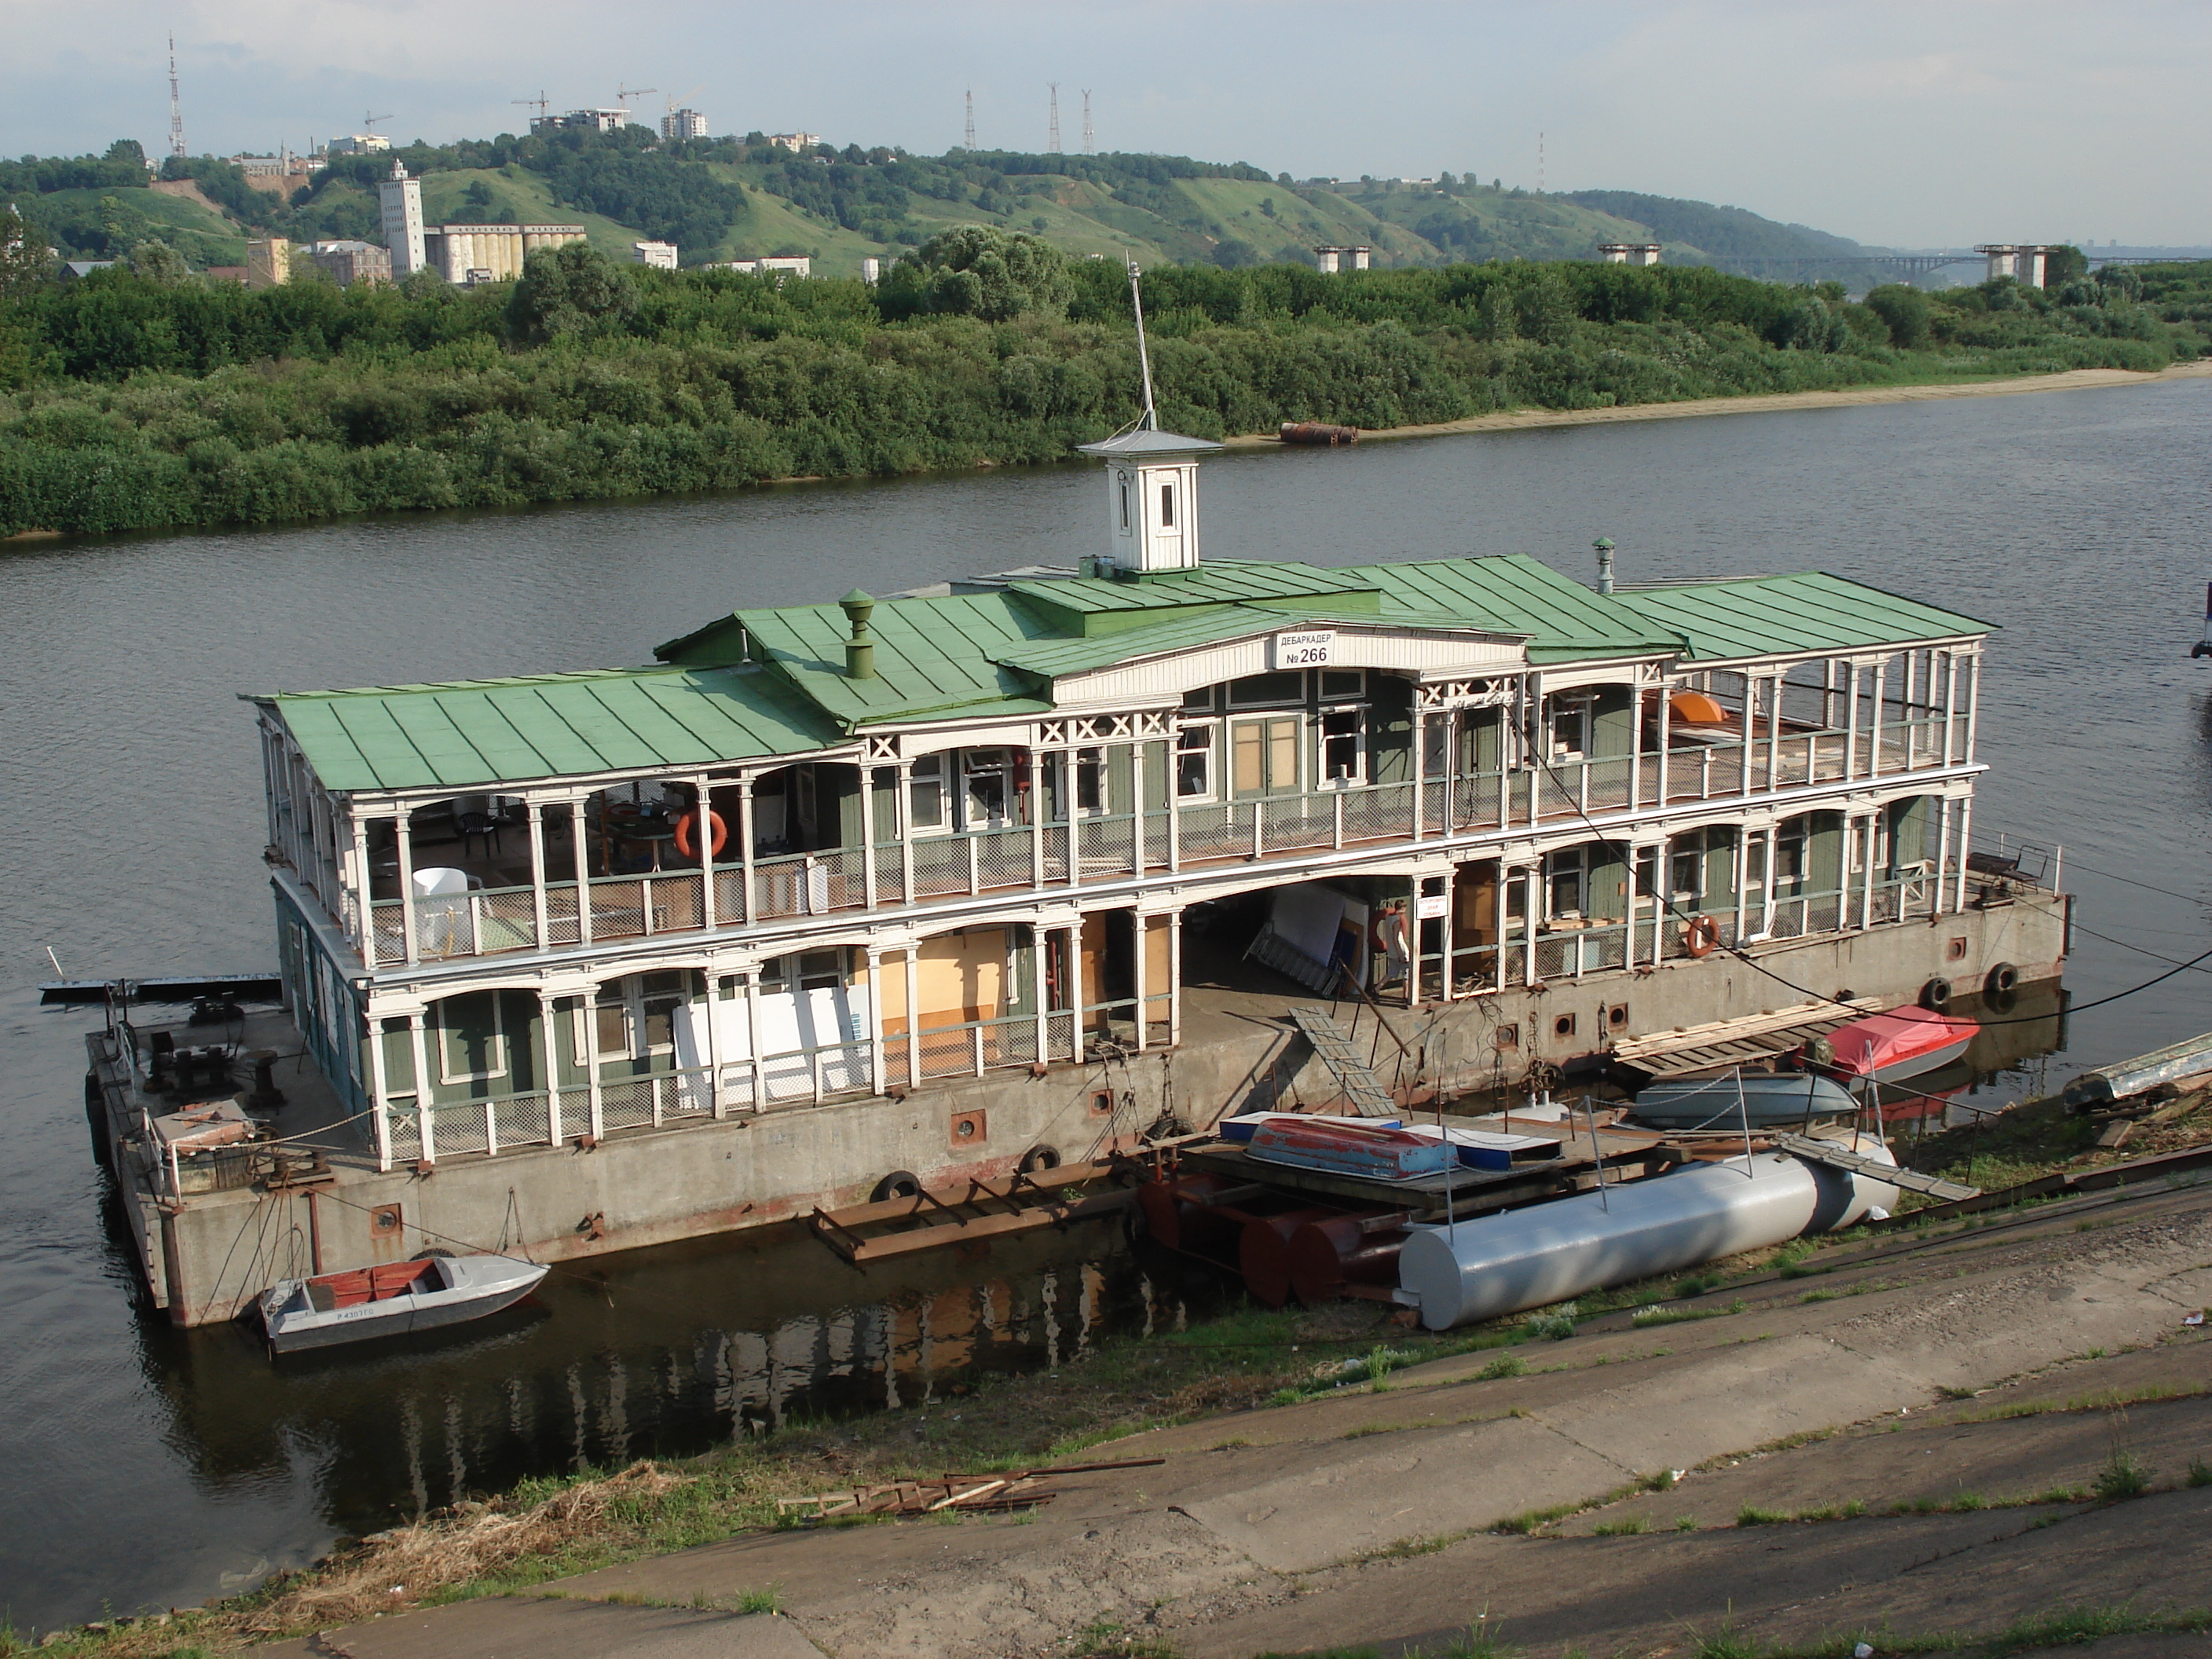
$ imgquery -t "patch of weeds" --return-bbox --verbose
[2188,1456,2212,1488]
[1957,1380,2207,1423]
[1210,1438,1251,1452]
[1641,1470,1679,1492]
[1525,1302,1580,1342]
[1799,1288,1841,1303]
[734,1588,780,1615]
[1494,1500,1579,1535]
[1735,1504,1791,1527]
[1947,1490,1985,1511]
[1342,1423,1408,1441]
[1357,1530,1467,1562]
[1674,1273,1723,1298]
[1675,1514,1697,1531]
[2095,1447,2154,1502]
[1592,1514,1650,1536]
[1070,1617,1180,1658]
[1633,1298,1748,1328]
[1478,1351,1526,1381]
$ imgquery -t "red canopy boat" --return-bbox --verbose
[1807,1006,1978,1086]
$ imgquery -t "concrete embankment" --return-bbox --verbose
[263,1167,2212,1659]
[1221,360,2212,450]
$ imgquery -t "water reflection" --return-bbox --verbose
[130,1213,1190,1540]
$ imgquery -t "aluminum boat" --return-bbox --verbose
[259,1253,548,1353]
[1628,1071,1858,1130]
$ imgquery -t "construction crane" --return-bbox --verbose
[513,91,551,121]
[363,110,394,137]
[614,84,657,112]
[665,84,704,117]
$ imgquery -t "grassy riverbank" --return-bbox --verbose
[3,244,2207,540]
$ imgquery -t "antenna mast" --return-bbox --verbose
[1082,90,1093,155]
[1127,260,1157,429]
[167,33,185,159]
[964,88,975,149]
[1047,82,1060,154]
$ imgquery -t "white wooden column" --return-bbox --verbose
[1965,653,1982,764]
[527,800,550,951]
[1412,711,1427,839]
[1067,919,1086,1059]
[571,793,595,947]
[1766,675,1783,793]
[700,973,723,1118]
[852,947,877,1096]
[581,981,606,1140]
[1132,910,1148,1049]
[1934,797,1954,914]
[1732,828,1749,944]
[893,761,915,903]
[1940,648,1959,767]
[694,775,718,930]
[1868,657,1888,778]
[1843,662,1861,782]
[1167,910,1184,1047]
[537,988,563,1143]
[744,968,767,1110]
[1130,740,1147,874]
[349,811,372,950]
[1954,796,1975,913]
[366,1013,394,1171]
[1031,926,1050,1066]
[1624,841,1642,966]
[1654,683,1672,806]
[736,776,756,927]
[859,767,878,913]
[397,809,420,967]
[408,1012,435,1163]
[903,947,922,1088]
[1738,675,1756,797]
[1027,754,1047,888]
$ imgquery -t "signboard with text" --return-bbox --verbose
[1270,630,1336,670]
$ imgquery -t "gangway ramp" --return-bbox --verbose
[1774,1131,1980,1202]
[1288,1006,1397,1117]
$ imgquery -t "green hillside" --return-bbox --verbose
[21,185,245,266]
[3,130,1874,284]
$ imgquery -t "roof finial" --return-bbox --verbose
[1127,258,1157,430]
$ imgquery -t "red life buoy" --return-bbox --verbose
[672,809,728,860]
[1683,915,1722,958]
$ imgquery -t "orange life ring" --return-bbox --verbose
[672,808,728,861]
[1683,915,1722,958]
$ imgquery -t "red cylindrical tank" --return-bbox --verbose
[1287,1214,1411,1305]
[1135,1174,1247,1262]
[1280,421,1360,446]
[1239,1207,1342,1306]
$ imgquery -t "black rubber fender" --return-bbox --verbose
[1984,961,2020,998]
[1017,1144,1063,1176]
[1919,976,1953,1013]
[870,1170,921,1203]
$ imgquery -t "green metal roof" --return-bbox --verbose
[263,551,1997,788]
[1007,560,1379,621]
[1613,573,1994,661]
[1350,555,1683,661]
[255,666,837,793]
[731,591,1059,730]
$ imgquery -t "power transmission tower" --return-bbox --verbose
[965,88,975,149]
[1047,82,1060,154]
[167,33,185,159]
[1082,90,1093,155]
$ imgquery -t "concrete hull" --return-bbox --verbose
[108,893,2067,1326]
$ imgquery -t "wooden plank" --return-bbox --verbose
[844,1188,1137,1262]
[812,1159,1121,1232]
[1613,998,1880,1064]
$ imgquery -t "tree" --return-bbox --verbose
[125,239,190,284]
[104,138,147,167]
[2043,244,2089,286]
[881,225,1071,320]
[0,203,55,296]
[1862,284,1930,350]
[507,241,638,342]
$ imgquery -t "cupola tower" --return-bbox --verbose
[1074,261,1223,577]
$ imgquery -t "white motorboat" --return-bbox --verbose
[259,1252,548,1353]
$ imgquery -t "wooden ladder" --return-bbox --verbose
[1288,1006,1399,1117]
[1774,1132,1980,1202]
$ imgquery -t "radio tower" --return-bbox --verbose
[1047,82,1060,154]
[1082,90,1093,154]
[964,88,975,149]
[167,33,185,160]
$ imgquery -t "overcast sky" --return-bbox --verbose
[5,0,2207,248]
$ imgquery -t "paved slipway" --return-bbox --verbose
[273,1179,2212,1659]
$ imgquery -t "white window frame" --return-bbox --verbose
[1318,705,1365,787]
[908,753,949,836]
[1175,723,1215,801]
[961,748,1013,829]
[1226,671,1306,709]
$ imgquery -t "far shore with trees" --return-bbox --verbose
[2,214,2205,540]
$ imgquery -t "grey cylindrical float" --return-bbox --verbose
[1398,1148,1896,1332]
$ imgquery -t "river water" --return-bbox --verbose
[5,377,2210,1629]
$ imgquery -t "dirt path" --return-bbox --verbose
[279,1176,2212,1659]
[1220,360,2212,449]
